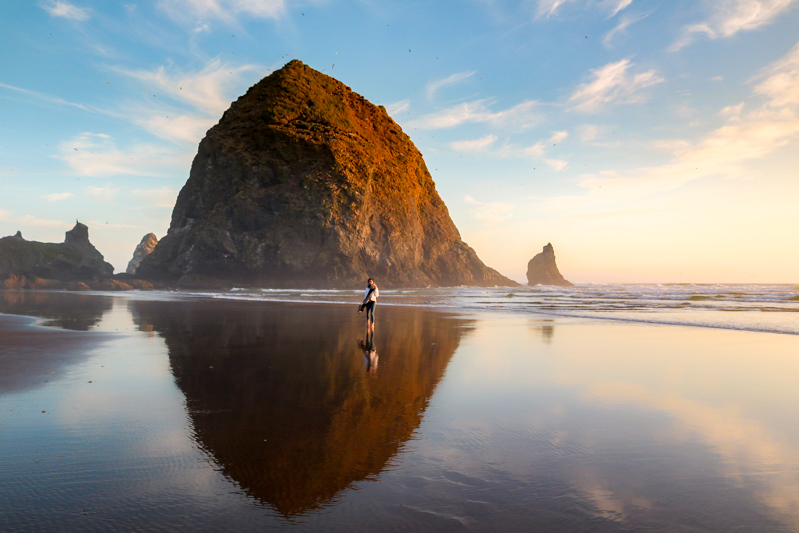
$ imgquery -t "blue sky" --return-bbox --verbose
[1,0,798,282]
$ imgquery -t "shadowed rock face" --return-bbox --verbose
[0,222,114,281]
[526,243,573,287]
[128,300,473,516]
[126,233,158,275]
[137,60,516,289]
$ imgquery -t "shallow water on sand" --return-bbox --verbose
[2,291,799,531]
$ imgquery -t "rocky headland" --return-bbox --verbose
[0,223,114,288]
[137,60,516,289]
[126,233,158,275]
[526,243,573,287]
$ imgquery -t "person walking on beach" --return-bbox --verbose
[358,278,379,330]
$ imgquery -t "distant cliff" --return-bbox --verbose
[126,233,158,275]
[526,243,573,287]
[0,223,114,282]
[138,60,516,289]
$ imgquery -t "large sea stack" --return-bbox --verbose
[526,243,573,287]
[0,223,114,282]
[137,60,516,288]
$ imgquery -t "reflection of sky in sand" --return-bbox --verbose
[5,294,799,530]
[429,314,799,528]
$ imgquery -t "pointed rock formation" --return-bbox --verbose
[138,60,516,289]
[126,233,159,275]
[0,222,114,281]
[526,243,573,287]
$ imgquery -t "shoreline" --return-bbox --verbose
[1,286,797,337]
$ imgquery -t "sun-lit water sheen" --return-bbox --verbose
[2,290,799,532]
[204,283,799,335]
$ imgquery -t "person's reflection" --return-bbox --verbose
[359,329,378,374]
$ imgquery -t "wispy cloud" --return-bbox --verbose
[386,99,410,116]
[0,82,89,111]
[603,12,649,47]
[40,0,90,20]
[44,192,74,202]
[606,0,633,17]
[17,215,70,228]
[450,135,498,152]
[555,41,799,207]
[465,195,515,225]
[425,71,477,99]
[524,130,569,157]
[537,0,632,18]
[545,158,568,171]
[405,99,539,130]
[671,0,799,51]
[537,0,575,18]
[568,59,664,113]
[110,59,260,144]
[58,132,192,177]
[158,0,286,26]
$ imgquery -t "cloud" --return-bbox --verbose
[577,124,600,141]
[568,59,664,113]
[603,12,649,47]
[110,59,260,145]
[671,0,799,51]
[537,0,632,18]
[450,135,498,152]
[754,41,799,107]
[86,185,119,203]
[606,0,633,17]
[545,159,568,171]
[552,41,799,208]
[0,82,88,111]
[425,71,477,99]
[58,132,192,177]
[537,0,575,17]
[158,0,286,26]
[44,192,74,202]
[386,99,410,116]
[549,130,568,144]
[112,59,258,117]
[465,195,515,225]
[17,215,70,228]
[40,0,90,20]
[405,99,539,130]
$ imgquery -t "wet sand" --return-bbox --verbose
[2,291,799,532]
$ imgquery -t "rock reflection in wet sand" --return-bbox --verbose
[128,299,474,517]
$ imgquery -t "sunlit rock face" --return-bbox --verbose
[137,60,515,289]
[0,222,114,282]
[526,243,573,287]
[126,233,158,275]
[128,300,473,516]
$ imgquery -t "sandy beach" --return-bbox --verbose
[2,290,799,532]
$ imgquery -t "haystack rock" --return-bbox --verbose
[126,233,159,275]
[0,222,114,281]
[138,60,516,288]
[526,243,573,287]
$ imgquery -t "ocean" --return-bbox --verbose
[192,283,799,336]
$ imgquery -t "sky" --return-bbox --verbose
[1,0,798,284]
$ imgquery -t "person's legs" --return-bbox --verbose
[365,301,375,328]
